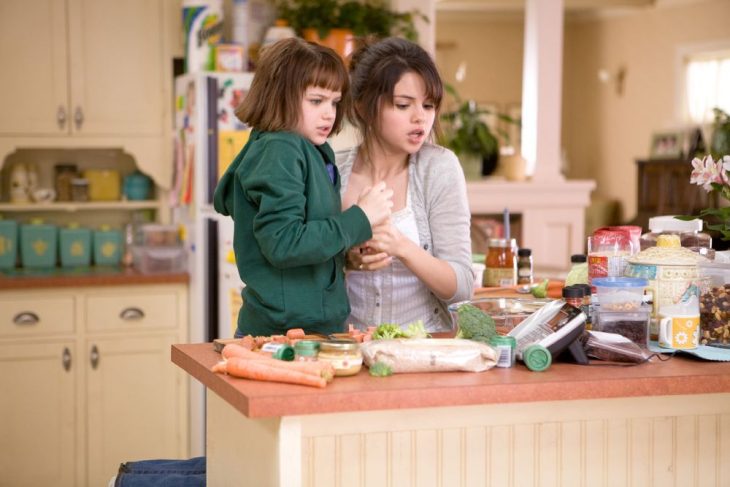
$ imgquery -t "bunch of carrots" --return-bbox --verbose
[212,341,335,389]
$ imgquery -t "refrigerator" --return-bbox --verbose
[172,71,252,454]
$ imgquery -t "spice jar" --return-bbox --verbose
[562,285,584,309]
[294,340,320,362]
[489,335,516,368]
[485,238,517,287]
[70,178,89,202]
[317,340,362,376]
[517,248,533,285]
[54,163,78,202]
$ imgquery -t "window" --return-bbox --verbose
[685,49,730,124]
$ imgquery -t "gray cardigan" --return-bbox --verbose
[335,143,474,315]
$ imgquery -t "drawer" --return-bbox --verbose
[86,291,178,332]
[0,295,75,337]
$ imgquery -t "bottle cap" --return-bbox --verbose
[523,344,552,372]
[517,248,532,257]
[490,335,517,347]
[562,285,584,299]
[571,254,587,263]
[271,344,295,361]
[294,340,320,357]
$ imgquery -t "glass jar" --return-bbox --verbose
[54,163,78,202]
[294,340,320,362]
[562,285,584,309]
[70,178,89,202]
[317,340,362,376]
[485,238,517,287]
[516,248,533,285]
[640,215,713,259]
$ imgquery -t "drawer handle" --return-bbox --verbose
[90,344,99,370]
[62,347,72,372]
[13,312,40,325]
[120,307,145,321]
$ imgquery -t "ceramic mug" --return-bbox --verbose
[658,313,700,349]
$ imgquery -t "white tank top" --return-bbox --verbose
[346,192,444,331]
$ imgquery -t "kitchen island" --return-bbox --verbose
[172,342,730,487]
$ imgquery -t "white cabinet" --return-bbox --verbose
[0,283,189,487]
[0,0,179,188]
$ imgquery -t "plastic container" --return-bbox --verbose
[132,246,187,274]
[587,233,633,285]
[592,277,648,312]
[0,218,18,269]
[140,224,180,247]
[83,169,120,201]
[317,340,362,377]
[294,340,320,362]
[640,215,712,258]
[20,219,57,268]
[593,304,651,348]
[490,335,516,368]
[59,223,92,267]
[565,254,588,286]
[94,226,122,266]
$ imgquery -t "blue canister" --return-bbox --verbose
[94,225,122,266]
[0,217,18,269]
[123,170,153,201]
[60,223,92,267]
[20,219,57,268]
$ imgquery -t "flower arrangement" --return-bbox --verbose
[688,154,730,241]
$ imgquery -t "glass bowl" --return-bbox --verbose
[448,297,553,335]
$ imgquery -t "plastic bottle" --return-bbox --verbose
[261,19,296,50]
[565,254,588,286]
[517,248,533,285]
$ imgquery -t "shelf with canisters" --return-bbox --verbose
[0,200,160,212]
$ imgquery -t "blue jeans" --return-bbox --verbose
[114,457,205,487]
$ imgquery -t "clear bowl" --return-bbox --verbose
[448,297,553,335]
[592,277,648,312]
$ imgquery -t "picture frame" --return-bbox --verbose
[649,131,684,159]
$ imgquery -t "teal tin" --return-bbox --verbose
[93,226,122,266]
[123,170,153,201]
[0,218,18,269]
[60,223,92,267]
[20,219,58,268]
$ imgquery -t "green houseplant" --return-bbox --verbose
[439,84,519,180]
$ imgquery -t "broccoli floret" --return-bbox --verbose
[372,323,407,340]
[404,320,429,338]
[368,362,393,377]
[455,303,497,344]
[531,279,549,298]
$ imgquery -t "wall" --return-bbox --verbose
[435,0,730,224]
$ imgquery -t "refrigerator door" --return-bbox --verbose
[217,216,245,339]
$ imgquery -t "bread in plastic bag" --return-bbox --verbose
[582,330,650,363]
[360,338,497,373]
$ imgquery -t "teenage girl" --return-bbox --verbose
[338,37,474,332]
[214,38,393,337]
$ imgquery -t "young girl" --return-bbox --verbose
[338,37,474,333]
[214,38,393,337]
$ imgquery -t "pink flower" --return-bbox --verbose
[690,155,728,191]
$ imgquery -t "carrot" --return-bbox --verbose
[271,334,288,343]
[240,335,255,351]
[221,343,334,381]
[286,328,305,339]
[214,357,327,388]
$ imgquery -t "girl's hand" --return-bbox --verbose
[346,245,392,271]
[357,181,393,227]
[368,221,407,258]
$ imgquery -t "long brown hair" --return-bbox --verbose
[235,37,350,134]
[348,37,444,156]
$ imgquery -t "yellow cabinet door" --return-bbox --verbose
[0,0,69,135]
[84,334,188,486]
[0,341,77,487]
[0,0,165,137]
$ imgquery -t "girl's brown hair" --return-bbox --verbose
[348,37,444,154]
[235,37,350,134]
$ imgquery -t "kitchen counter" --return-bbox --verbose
[173,342,730,486]
[0,267,188,289]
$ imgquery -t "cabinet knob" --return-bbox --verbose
[57,106,67,129]
[13,311,39,325]
[119,307,145,321]
[90,344,100,369]
[74,106,84,130]
[62,347,72,372]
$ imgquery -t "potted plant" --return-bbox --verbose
[274,0,425,60]
[439,84,519,180]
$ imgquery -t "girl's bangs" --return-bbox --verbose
[309,60,348,92]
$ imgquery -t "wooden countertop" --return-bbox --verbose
[0,267,189,289]
[171,341,730,419]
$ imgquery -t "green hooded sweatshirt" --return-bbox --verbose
[213,130,371,336]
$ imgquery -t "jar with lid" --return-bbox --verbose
[317,339,362,376]
[485,238,517,287]
[516,248,533,285]
[565,254,588,286]
[639,215,713,259]
[54,163,78,202]
[562,285,584,309]
[71,178,89,202]
[294,340,320,362]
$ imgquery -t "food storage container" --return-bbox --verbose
[20,219,57,268]
[123,170,153,200]
[449,297,552,335]
[640,215,712,258]
[132,245,186,273]
[93,225,122,266]
[83,169,120,201]
[593,304,650,348]
[0,218,18,269]
[140,224,180,246]
[317,340,362,376]
[699,284,730,347]
[592,277,648,312]
[59,223,91,267]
